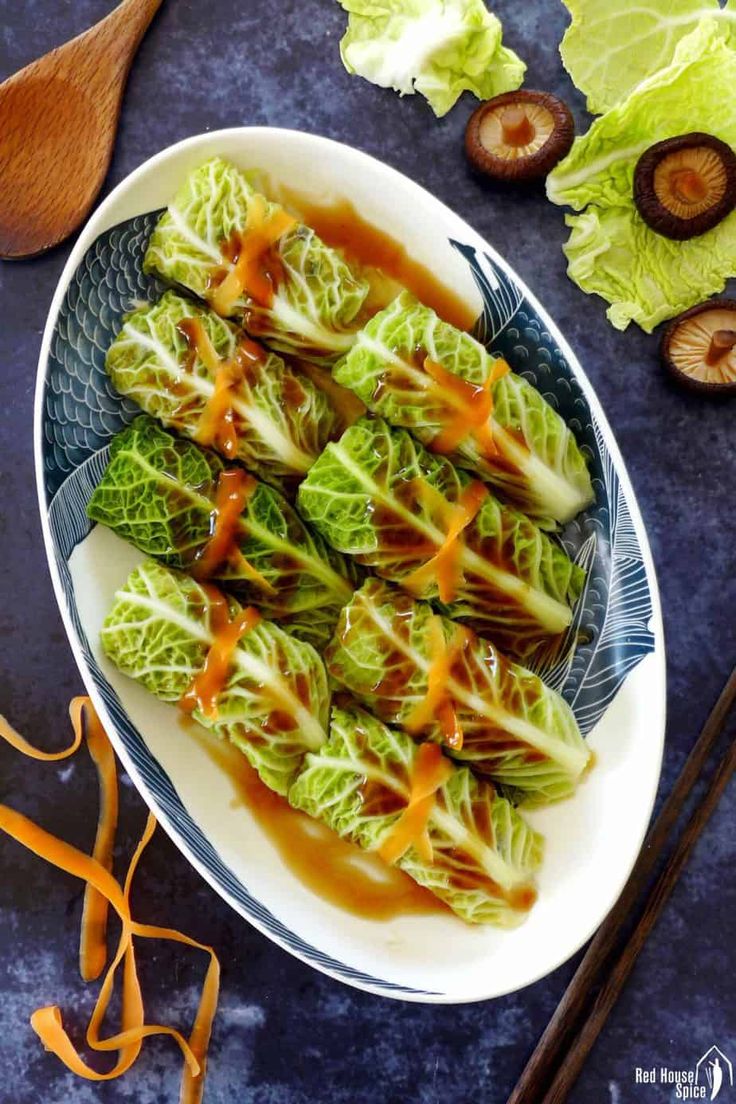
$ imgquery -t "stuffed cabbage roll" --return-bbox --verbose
[102,560,329,794]
[87,417,357,649]
[333,292,594,525]
[144,157,371,362]
[105,291,338,483]
[326,579,591,803]
[297,417,584,656]
[289,704,543,927]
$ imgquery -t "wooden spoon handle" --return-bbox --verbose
[102,0,165,42]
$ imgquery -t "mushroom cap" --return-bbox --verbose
[465,91,575,183]
[661,299,736,393]
[634,133,736,241]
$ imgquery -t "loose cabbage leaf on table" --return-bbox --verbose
[560,0,727,115]
[334,292,593,524]
[549,19,736,331]
[289,704,542,925]
[87,417,357,649]
[106,291,339,482]
[298,417,584,657]
[102,560,329,794]
[563,204,736,332]
[144,157,371,363]
[338,0,525,118]
[326,579,591,803]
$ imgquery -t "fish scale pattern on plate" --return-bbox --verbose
[43,211,165,497]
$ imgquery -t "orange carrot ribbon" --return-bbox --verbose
[425,356,509,459]
[405,616,467,752]
[0,698,220,1103]
[180,589,261,720]
[378,743,453,866]
[192,467,275,594]
[210,194,296,315]
[403,479,487,603]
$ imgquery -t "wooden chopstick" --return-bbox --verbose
[508,664,736,1104]
[541,722,736,1103]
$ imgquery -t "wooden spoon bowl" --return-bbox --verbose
[0,0,163,259]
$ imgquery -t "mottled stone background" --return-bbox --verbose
[0,1,734,1101]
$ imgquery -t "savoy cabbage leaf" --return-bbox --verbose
[102,560,329,794]
[105,292,338,481]
[289,703,543,926]
[326,579,591,803]
[297,417,583,656]
[334,292,593,524]
[337,0,525,118]
[87,417,357,649]
[144,157,370,362]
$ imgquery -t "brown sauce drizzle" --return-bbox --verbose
[193,731,445,920]
[180,588,260,720]
[177,317,265,460]
[191,468,270,592]
[274,191,477,330]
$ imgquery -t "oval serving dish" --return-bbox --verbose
[34,128,665,1003]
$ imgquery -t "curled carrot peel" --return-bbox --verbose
[0,698,220,1103]
[403,480,487,603]
[73,698,119,983]
[378,743,453,866]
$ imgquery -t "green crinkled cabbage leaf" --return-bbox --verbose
[106,291,338,481]
[102,560,329,795]
[549,20,736,211]
[549,19,736,331]
[289,703,543,926]
[563,205,736,332]
[337,0,525,117]
[334,291,593,523]
[297,416,584,656]
[144,157,370,362]
[87,416,356,649]
[560,0,729,115]
[325,578,590,803]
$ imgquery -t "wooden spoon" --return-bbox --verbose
[0,0,163,259]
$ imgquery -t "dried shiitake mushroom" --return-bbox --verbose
[634,133,736,240]
[661,299,736,392]
[465,91,575,182]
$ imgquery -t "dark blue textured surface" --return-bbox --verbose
[1,1,735,1101]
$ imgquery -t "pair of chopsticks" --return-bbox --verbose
[508,665,736,1104]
